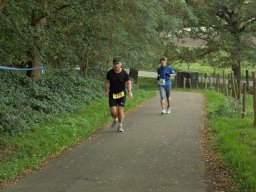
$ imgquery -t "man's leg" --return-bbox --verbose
[117,106,124,124]
[117,106,124,132]
[109,95,118,128]
[110,106,118,128]
[110,106,118,119]
[116,96,126,132]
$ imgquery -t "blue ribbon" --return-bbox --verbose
[0,65,43,71]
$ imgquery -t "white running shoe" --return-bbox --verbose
[166,107,171,114]
[111,120,118,129]
[118,124,124,132]
[161,108,166,114]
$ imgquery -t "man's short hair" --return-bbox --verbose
[113,57,121,64]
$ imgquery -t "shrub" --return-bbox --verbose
[0,69,104,135]
[214,96,243,118]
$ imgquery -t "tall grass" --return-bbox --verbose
[204,90,256,191]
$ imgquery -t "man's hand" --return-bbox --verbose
[128,91,133,98]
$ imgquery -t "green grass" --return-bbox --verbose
[172,62,231,75]
[164,62,254,79]
[203,90,256,191]
[137,77,158,90]
[0,86,156,184]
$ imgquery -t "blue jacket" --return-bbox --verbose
[157,65,176,86]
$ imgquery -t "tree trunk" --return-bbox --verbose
[29,16,47,80]
[0,0,6,12]
[232,61,241,100]
[31,49,42,80]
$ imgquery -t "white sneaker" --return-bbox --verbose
[161,108,166,114]
[111,120,118,129]
[167,107,171,114]
[118,124,124,132]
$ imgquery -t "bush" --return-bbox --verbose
[0,70,104,135]
[214,96,242,118]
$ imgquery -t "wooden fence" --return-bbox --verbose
[174,70,256,127]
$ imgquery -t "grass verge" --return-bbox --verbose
[203,90,256,191]
[0,88,156,186]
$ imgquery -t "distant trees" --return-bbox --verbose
[0,0,191,80]
[187,0,256,98]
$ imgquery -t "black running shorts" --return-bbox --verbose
[109,96,126,107]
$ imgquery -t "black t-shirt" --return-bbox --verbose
[106,68,129,94]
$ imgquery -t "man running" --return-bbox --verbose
[157,56,176,114]
[105,58,133,132]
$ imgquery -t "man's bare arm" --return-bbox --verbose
[105,79,109,96]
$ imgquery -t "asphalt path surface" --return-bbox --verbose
[4,91,213,192]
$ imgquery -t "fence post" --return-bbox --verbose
[228,74,232,96]
[222,70,225,93]
[252,72,256,127]
[242,81,246,119]
[217,74,220,92]
[183,77,186,89]
[225,79,229,96]
[214,75,217,88]
[246,70,249,92]
[209,76,212,89]
[204,73,207,90]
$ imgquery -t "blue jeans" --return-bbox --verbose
[159,85,171,100]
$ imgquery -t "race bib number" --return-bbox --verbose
[158,78,165,86]
[113,91,125,99]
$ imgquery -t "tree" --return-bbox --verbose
[0,0,108,80]
[0,0,191,80]
[188,0,256,98]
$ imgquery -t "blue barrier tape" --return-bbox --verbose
[0,65,43,71]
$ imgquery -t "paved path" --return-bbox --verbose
[4,91,213,192]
